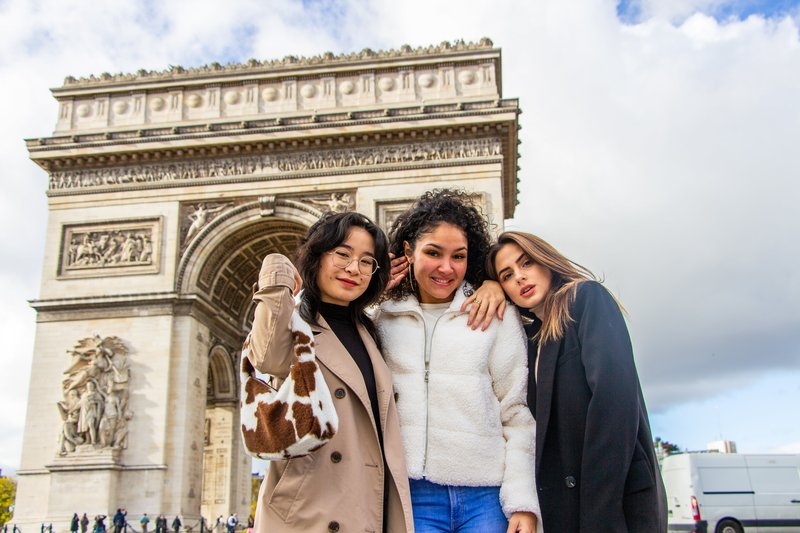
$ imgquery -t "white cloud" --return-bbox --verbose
[1,0,799,469]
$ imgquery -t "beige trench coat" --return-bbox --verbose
[247,254,414,533]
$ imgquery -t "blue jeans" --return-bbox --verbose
[409,478,508,533]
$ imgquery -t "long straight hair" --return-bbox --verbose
[294,212,390,343]
[486,231,620,345]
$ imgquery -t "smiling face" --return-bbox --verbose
[317,227,376,306]
[405,222,468,304]
[493,242,553,316]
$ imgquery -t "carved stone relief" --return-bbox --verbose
[59,218,161,278]
[178,192,351,256]
[57,335,133,457]
[375,199,416,233]
[305,192,354,213]
[183,202,235,245]
[48,137,502,192]
[178,200,244,254]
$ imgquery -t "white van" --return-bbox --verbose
[663,452,800,533]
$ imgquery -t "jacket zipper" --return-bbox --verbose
[421,310,450,477]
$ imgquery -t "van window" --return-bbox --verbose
[748,467,800,493]
[699,467,752,493]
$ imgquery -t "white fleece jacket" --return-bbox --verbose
[375,282,541,520]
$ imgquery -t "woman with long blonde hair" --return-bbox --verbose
[486,231,667,533]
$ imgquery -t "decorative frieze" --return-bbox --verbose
[48,137,502,192]
[58,218,161,278]
[62,39,495,87]
[52,40,501,134]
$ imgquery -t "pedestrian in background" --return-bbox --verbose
[93,515,107,533]
[80,514,89,533]
[171,515,181,533]
[225,514,236,533]
[139,514,150,533]
[154,515,163,533]
[70,513,79,533]
[112,509,126,533]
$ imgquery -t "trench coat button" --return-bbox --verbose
[334,388,346,399]
[565,475,577,489]
[394,392,399,402]
[328,521,340,532]
[331,451,342,463]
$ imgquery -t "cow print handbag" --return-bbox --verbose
[239,309,339,460]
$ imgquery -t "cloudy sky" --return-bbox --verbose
[1,0,799,475]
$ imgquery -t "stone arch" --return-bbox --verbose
[177,198,322,332]
[207,345,236,404]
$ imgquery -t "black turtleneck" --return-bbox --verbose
[520,308,542,417]
[318,301,383,450]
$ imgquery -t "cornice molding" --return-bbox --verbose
[28,99,519,154]
[58,39,496,90]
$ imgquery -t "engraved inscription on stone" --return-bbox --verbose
[59,218,161,278]
[57,335,133,457]
[48,138,502,192]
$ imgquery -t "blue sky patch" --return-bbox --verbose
[617,0,800,24]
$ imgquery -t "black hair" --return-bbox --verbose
[294,211,390,340]
[386,189,492,301]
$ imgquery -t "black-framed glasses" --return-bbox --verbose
[327,248,380,276]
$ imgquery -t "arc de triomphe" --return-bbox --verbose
[15,39,521,529]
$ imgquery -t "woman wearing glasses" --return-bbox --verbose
[247,212,413,533]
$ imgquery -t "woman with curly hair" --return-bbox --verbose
[486,231,667,533]
[375,190,541,533]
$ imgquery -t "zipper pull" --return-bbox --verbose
[424,369,429,383]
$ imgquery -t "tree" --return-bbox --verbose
[654,436,681,455]
[250,475,262,521]
[0,476,17,528]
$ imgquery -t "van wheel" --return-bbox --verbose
[716,519,743,533]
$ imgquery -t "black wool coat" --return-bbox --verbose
[524,281,667,533]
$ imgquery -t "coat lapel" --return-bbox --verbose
[357,322,391,435]
[534,338,561,475]
[312,316,381,438]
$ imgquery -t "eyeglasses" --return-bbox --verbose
[327,248,380,276]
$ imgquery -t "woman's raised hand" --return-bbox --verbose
[460,279,507,331]
[386,253,409,291]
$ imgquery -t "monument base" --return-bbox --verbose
[45,449,123,530]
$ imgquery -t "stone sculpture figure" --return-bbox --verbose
[78,381,104,445]
[307,192,352,213]
[184,203,229,244]
[57,388,83,455]
[58,335,133,455]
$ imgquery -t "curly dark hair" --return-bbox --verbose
[386,189,491,301]
[294,212,390,340]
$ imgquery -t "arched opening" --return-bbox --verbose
[201,345,238,523]
[182,203,316,520]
